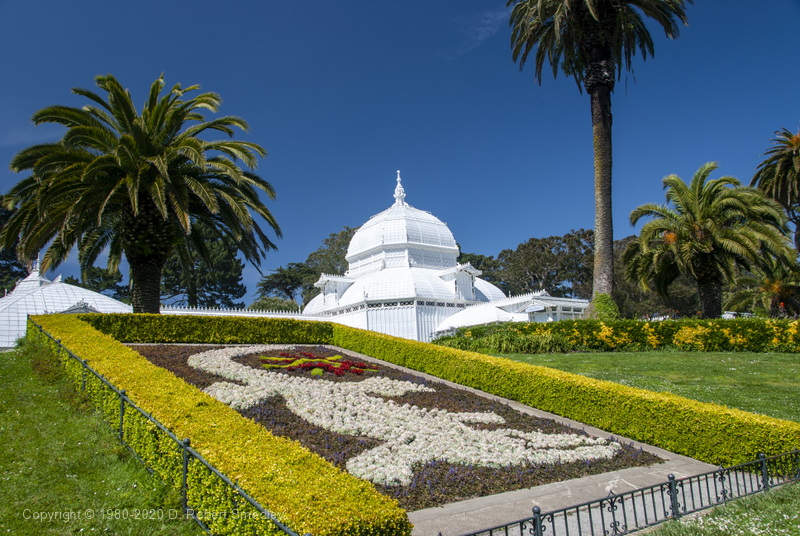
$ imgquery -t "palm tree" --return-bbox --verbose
[1,74,281,313]
[751,127,800,251]
[507,0,691,307]
[724,257,800,318]
[624,162,792,319]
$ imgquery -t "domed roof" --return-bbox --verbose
[0,268,131,348]
[346,172,457,264]
[338,267,453,307]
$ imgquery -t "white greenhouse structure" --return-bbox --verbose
[302,172,589,342]
[0,263,131,348]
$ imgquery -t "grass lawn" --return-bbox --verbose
[493,350,800,423]
[0,339,201,535]
[648,481,800,535]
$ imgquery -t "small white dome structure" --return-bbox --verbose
[303,172,509,341]
[0,262,131,348]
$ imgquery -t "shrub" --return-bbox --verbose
[79,313,334,344]
[433,318,800,353]
[592,293,621,321]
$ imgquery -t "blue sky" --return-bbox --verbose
[2,0,799,305]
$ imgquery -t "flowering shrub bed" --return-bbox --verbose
[134,344,660,510]
[433,318,800,353]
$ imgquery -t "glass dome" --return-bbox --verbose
[346,172,458,276]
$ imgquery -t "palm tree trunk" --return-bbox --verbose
[128,253,166,314]
[589,80,614,299]
[696,277,722,319]
[187,267,198,307]
[769,296,781,318]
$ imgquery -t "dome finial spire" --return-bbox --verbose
[393,170,406,206]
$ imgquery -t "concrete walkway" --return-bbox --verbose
[328,346,718,536]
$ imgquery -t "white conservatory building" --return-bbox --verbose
[0,263,131,348]
[302,172,588,342]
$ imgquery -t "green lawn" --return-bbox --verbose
[494,350,800,423]
[648,482,800,535]
[0,339,201,535]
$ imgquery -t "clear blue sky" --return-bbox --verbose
[2,0,799,305]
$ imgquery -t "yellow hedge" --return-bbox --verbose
[29,315,411,536]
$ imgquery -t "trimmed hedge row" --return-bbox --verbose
[436,318,800,353]
[82,313,334,344]
[77,313,800,467]
[30,315,411,536]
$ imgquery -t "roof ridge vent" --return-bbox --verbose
[393,170,406,206]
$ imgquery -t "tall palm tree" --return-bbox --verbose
[1,74,281,313]
[623,162,792,318]
[724,257,800,318]
[507,0,691,306]
[751,127,800,251]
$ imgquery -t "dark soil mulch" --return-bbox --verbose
[130,344,662,511]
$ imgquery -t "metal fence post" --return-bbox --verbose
[532,506,544,536]
[81,360,86,392]
[759,453,770,491]
[667,474,681,519]
[793,449,800,479]
[182,438,191,514]
[119,389,126,442]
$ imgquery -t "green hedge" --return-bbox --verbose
[30,315,411,536]
[80,313,334,344]
[435,318,800,353]
[75,313,800,473]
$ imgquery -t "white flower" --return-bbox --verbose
[189,345,622,486]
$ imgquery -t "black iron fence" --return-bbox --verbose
[459,449,800,536]
[30,320,308,536]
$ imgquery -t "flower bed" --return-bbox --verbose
[80,314,800,467]
[133,344,662,511]
[261,350,379,376]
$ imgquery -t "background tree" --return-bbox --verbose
[161,222,247,308]
[299,226,358,304]
[63,265,130,302]
[304,226,358,276]
[612,235,699,318]
[751,127,800,251]
[1,74,281,313]
[248,296,300,312]
[724,258,800,318]
[255,263,315,303]
[507,0,691,307]
[0,200,27,294]
[496,229,593,298]
[254,226,358,308]
[624,162,791,318]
